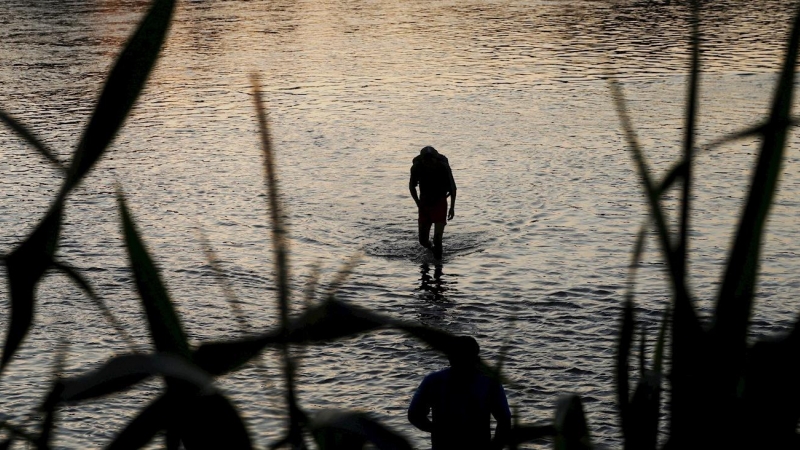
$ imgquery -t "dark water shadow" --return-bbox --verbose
[413,263,461,327]
[417,263,448,302]
[362,222,487,263]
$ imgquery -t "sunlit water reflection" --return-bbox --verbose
[2,0,800,448]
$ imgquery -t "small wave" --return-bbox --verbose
[362,222,488,262]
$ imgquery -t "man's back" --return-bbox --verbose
[408,367,510,449]
[410,153,454,205]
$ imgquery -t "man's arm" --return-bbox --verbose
[447,165,457,220]
[410,167,420,207]
[408,377,434,433]
[490,383,511,450]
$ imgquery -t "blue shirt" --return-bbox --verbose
[408,368,511,450]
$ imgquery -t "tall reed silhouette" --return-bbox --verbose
[2,0,800,448]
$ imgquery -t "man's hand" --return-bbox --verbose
[448,207,455,220]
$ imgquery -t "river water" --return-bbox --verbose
[2,0,800,448]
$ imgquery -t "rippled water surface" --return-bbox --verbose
[3,0,800,447]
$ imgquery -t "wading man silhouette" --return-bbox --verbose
[408,336,511,450]
[409,146,457,260]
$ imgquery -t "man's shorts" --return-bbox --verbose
[418,197,448,226]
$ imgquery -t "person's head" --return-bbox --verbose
[447,336,480,371]
[419,146,439,167]
[420,145,438,161]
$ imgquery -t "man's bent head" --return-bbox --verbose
[420,146,438,157]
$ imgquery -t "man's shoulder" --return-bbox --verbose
[412,154,450,166]
[422,368,451,384]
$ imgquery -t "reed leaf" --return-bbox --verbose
[118,192,189,358]
[609,80,690,306]
[627,378,660,450]
[653,305,670,376]
[1,0,175,373]
[251,74,305,449]
[309,410,413,450]
[303,263,321,308]
[553,395,592,450]
[198,233,250,330]
[677,0,701,287]
[638,325,646,382]
[45,354,215,408]
[286,298,389,342]
[393,323,457,355]
[0,421,37,447]
[192,298,389,376]
[323,253,362,300]
[178,393,252,450]
[713,3,800,347]
[742,333,800,447]
[66,0,175,192]
[0,110,64,172]
[654,161,686,198]
[508,424,556,447]
[35,409,55,450]
[616,300,634,438]
[106,395,171,450]
[1,202,63,371]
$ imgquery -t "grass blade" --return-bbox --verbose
[713,2,800,346]
[66,0,175,192]
[0,110,64,172]
[118,192,189,358]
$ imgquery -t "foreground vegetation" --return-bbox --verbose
[2,0,800,448]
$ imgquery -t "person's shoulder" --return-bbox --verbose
[475,371,503,388]
[423,368,451,383]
